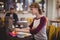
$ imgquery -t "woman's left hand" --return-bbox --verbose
[14,28,30,33]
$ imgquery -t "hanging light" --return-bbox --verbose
[2,5,4,8]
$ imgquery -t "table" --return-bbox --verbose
[8,35,32,40]
[50,19,60,27]
[7,30,32,40]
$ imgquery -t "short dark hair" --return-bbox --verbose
[10,7,14,10]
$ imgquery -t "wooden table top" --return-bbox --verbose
[50,19,60,23]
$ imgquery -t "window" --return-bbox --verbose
[16,0,33,11]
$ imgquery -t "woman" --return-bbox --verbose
[15,3,47,40]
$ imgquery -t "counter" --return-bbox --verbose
[7,34,32,40]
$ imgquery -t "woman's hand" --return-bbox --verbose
[14,28,30,33]
[14,28,21,32]
[32,27,36,29]
[23,27,30,30]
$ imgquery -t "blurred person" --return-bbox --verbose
[5,7,18,26]
[5,7,18,40]
[15,3,47,40]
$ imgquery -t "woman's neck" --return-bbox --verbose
[36,13,43,18]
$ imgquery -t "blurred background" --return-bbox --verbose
[0,0,60,40]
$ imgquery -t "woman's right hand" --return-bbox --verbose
[14,28,30,33]
[14,28,21,32]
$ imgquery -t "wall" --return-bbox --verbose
[46,0,57,26]
[52,0,57,18]
[47,0,57,19]
[47,0,53,19]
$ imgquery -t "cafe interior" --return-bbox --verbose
[0,0,60,40]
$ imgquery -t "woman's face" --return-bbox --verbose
[30,8,38,15]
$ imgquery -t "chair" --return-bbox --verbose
[26,17,33,26]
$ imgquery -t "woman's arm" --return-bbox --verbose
[29,18,35,29]
[30,17,46,34]
[15,28,30,33]
[29,20,33,29]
